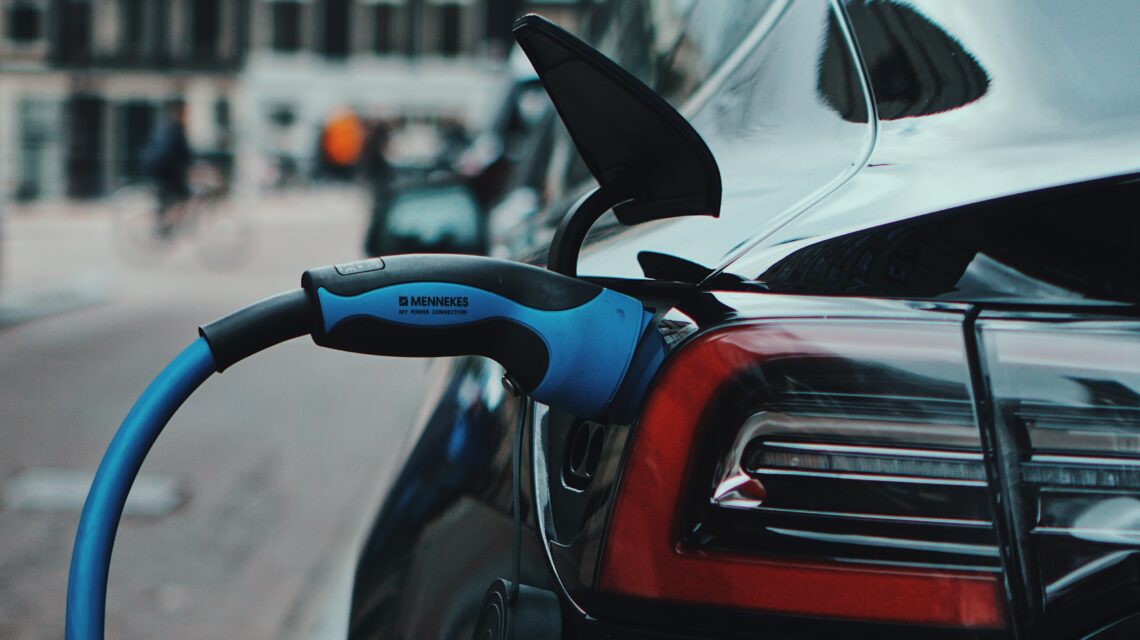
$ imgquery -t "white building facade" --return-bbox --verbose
[0,0,580,201]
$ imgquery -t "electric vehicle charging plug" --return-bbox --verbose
[69,254,665,640]
[198,254,663,421]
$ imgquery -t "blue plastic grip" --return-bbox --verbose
[317,282,651,418]
[67,338,216,640]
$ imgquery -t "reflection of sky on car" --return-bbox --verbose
[579,0,870,279]
[597,1,777,107]
[732,0,1140,281]
[580,0,1140,286]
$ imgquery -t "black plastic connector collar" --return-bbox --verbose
[198,289,314,372]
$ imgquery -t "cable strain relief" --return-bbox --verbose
[198,289,315,372]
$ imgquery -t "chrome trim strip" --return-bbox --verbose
[728,504,991,527]
[1031,454,1140,468]
[711,412,989,506]
[1035,526,1140,539]
[768,441,984,461]
[735,411,982,449]
[751,468,988,487]
[767,527,1000,557]
[1045,551,1136,599]
[710,411,775,508]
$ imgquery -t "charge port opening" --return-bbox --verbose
[563,421,605,491]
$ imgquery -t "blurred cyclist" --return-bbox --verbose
[141,100,193,237]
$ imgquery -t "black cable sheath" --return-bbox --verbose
[547,186,620,277]
[198,289,314,372]
[510,396,528,606]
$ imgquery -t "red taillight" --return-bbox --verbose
[599,324,1007,628]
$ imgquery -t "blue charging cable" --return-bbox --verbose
[65,256,665,639]
[66,339,216,640]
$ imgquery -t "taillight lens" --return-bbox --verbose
[600,321,1007,628]
[977,316,1140,631]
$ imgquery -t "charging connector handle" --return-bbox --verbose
[303,254,653,419]
[198,255,654,419]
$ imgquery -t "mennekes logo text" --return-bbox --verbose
[398,295,469,307]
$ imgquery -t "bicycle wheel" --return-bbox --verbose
[191,189,254,270]
[111,183,177,267]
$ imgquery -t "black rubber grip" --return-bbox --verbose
[302,254,601,311]
[316,316,550,391]
[198,289,314,372]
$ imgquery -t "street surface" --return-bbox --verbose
[0,188,434,638]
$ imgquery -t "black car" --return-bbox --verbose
[347,2,1140,638]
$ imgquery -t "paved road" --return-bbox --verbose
[0,189,434,639]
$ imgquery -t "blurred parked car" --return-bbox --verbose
[348,1,1140,639]
[363,56,549,257]
[369,183,488,256]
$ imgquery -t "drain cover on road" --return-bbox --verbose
[0,274,112,330]
[2,468,185,518]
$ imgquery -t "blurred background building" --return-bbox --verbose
[0,0,583,202]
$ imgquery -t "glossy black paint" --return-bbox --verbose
[721,0,1140,291]
[349,1,1140,638]
[348,358,555,638]
[576,0,1140,290]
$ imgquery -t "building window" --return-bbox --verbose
[214,98,231,129]
[192,0,220,59]
[7,1,42,43]
[59,0,92,62]
[271,1,303,52]
[372,3,397,54]
[438,3,461,56]
[321,0,349,58]
[121,0,145,56]
[16,98,52,200]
